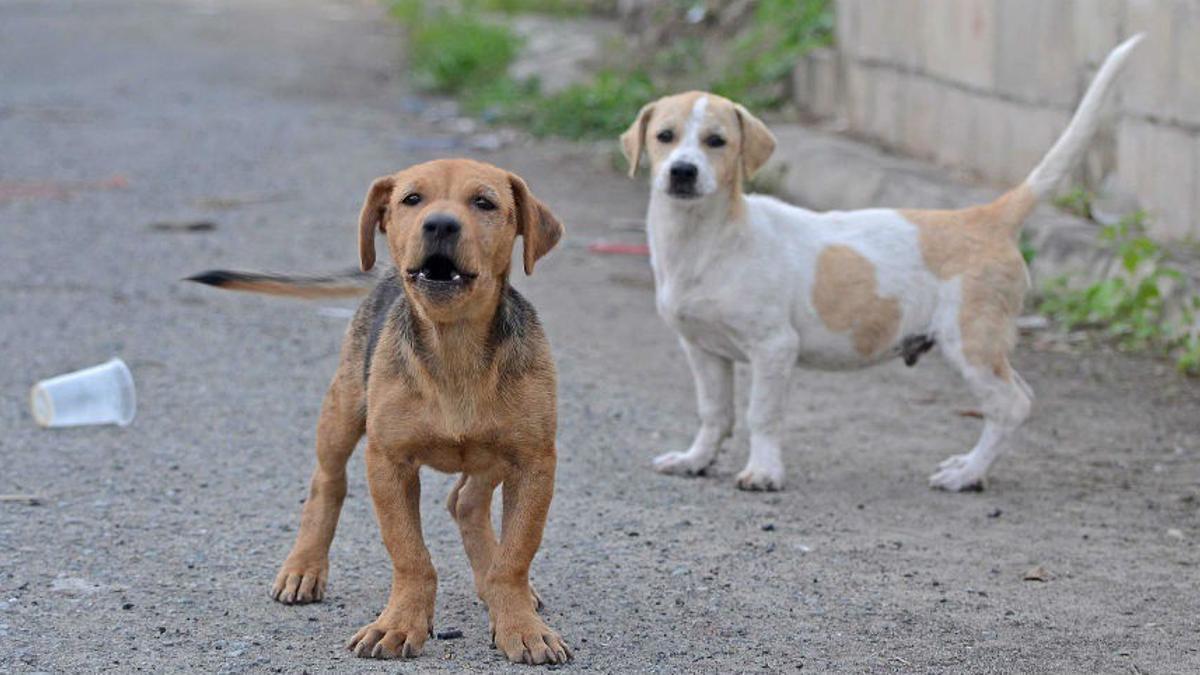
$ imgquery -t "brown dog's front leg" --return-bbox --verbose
[447,472,502,598]
[272,381,363,604]
[447,471,545,610]
[483,454,572,665]
[346,444,436,660]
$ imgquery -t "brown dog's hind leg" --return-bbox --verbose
[483,455,572,665]
[447,472,544,610]
[271,375,364,605]
[347,444,436,659]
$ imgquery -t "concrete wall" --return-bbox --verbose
[792,0,1200,241]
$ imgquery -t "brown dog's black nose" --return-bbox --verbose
[422,214,461,241]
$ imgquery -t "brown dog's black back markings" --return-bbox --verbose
[900,334,936,366]
[489,285,545,388]
[360,272,407,384]
[385,293,431,383]
[487,285,530,350]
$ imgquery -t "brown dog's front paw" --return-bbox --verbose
[346,614,431,660]
[492,614,572,666]
[270,559,328,605]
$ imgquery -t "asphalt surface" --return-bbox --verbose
[2,1,1198,672]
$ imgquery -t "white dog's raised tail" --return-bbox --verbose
[1025,33,1144,199]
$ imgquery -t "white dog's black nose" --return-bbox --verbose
[422,214,461,241]
[670,162,698,182]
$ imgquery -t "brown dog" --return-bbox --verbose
[189,159,570,664]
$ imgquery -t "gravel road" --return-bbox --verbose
[2,1,1198,672]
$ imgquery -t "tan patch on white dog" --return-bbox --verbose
[900,185,1036,377]
[813,244,901,358]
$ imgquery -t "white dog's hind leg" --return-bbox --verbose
[930,359,1032,491]
[654,339,734,476]
[736,337,799,491]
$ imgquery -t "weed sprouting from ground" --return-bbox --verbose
[1052,187,1093,220]
[390,0,833,140]
[711,0,835,108]
[391,1,521,93]
[1040,212,1200,375]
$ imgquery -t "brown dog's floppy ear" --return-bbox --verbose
[620,102,655,178]
[509,173,564,275]
[357,176,394,272]
[734,103,776,179]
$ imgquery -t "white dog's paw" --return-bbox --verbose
[735,464,785,492]
[929,454,986,492]
[653,451,712,476]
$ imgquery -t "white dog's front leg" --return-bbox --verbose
[737,338,799,491]
[654,339,733,477]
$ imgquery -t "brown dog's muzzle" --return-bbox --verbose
[406,213,477,300]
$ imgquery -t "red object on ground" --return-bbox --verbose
[587,241,650,256]
[0,174,129,202]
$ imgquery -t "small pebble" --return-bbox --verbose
[761,523,776,532]
[1023,565,1049,582]
[436,628,464,640]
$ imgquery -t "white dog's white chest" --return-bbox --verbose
[657,286,749,361]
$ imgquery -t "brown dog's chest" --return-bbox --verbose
[355,276,557,473]
[367,380,555,474]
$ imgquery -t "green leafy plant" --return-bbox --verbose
[391,0,833,141]
[470,0,596,15]
[712,0,835,108]
[391,2,521,93]
[1040,212,1200,374]
[527,70,658,139]
[1019,231,1037,266]
[1052,187,1093,219]
[461,70,656,140]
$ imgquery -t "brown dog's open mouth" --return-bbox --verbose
[406,253,477,288]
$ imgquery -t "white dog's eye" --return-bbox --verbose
[704,134,726,148]
[401,193,422,206]
[656,129,675,143]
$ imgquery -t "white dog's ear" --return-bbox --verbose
[509,173,564,275]
[620,102,656,178]
[734,103,776,179]
[357,175,394,272]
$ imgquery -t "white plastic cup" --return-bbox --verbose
[30,357,136,428]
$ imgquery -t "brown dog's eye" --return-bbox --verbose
[472,196,496,211]
[656,129,675,143]
[401,193,421,206]
[704,135,726,148]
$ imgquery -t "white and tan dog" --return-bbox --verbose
[622,36,1142,492]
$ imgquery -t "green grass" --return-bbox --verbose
[712,0,835,108]
[391,1,521,93]
[390,0,833,141]
[1019,231,1037,266]
[529,71,657,139]
[1052,187,1093,219]
[1039,212,1200,375]
[461,70,655,140]
[470,0,596,15]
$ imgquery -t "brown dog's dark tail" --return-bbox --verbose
[185,268,374,299]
